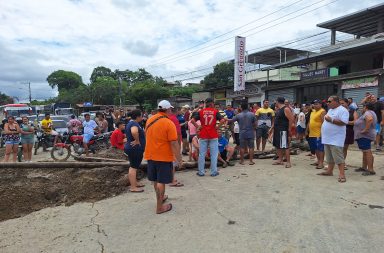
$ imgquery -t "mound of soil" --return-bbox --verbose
[97,148,127,160]
[0,166,129,221]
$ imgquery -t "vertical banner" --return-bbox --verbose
[234,36,246,91]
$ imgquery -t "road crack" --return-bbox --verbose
[91,202,108,252]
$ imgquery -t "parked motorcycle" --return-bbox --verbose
[51,132,111,161]
[34,129,56,155]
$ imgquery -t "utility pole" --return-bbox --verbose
[118,77,122,107]
[28,82,32,103]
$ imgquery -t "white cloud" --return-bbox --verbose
[0,0,383,99]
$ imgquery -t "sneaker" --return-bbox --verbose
[210,172,220,177]
[196,172,205,177]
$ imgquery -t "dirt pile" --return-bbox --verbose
[97,148,127,160]
[0,166,130,221]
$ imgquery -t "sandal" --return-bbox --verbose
[338,177,346,183]
[272,162,284,165]
[285,163,292,168]
[222,162,228,168]
[362,171,376,176]
[355,167,366,172]
[315,166,324,169]
[157,203,172,214]
[169,182,184,187]
[310,163,318,166]
[317,171,333,176]
[249,161,255,165]
[130,188,144,193]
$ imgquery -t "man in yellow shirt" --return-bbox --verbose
[255,100,275,152]
[40,113,59,150]
[308,100,326,169]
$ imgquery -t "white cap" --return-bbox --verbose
[183,104,190,108]
[158,100,173,109]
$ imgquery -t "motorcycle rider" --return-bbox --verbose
[82,113,98,156]
[40,113,59,151]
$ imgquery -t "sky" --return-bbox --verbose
[0,0,383,102]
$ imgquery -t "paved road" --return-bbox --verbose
[1,149,383,253]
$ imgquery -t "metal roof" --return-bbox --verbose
[263,36,384,70]
[247,47,311,65]
[317,3,384,37]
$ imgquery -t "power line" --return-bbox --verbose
[149,0,306,65]
[149,0,334,68]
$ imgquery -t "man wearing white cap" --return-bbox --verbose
[144,100,183,214]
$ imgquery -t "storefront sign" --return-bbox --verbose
[226,84,262,98]
[300,68,329,80]
[341,76,379,89]
[234,36,246,91]
[214,90,226,100]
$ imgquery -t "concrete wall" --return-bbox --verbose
[245,67,301,82]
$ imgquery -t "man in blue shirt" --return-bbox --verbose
[217,130,235,167]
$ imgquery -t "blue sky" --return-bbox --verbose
[0,0,382,102]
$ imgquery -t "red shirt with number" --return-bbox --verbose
[194,108,223,139]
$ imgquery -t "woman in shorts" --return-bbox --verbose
[124,109,146,192]
[2,116,21,162]
[20,116,35,162]
[187,115,200,161]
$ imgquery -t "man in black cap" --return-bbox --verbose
[269,97,295,168]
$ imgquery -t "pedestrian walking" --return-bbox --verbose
[354,103,377,176]
[270,97,295,168]
[317,96,349,183]
[125,110,146,192]
[228,103,257,165]
[191,98,225,177]
[144,100,183,214]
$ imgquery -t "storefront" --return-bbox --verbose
[342,76,379,109]
[213,89,227,107]
[267,88,295,104]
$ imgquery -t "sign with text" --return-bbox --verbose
[341,77,378,89]
[234,36,246,91]
[227,84,262,98]
[300,68,329,80]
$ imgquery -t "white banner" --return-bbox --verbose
[234,36,246,91]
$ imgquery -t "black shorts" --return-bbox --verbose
[181,130,187,139]
[256,125,270,139]
[126,147,144,169]
[273,129,289,149]
[147,160,173,184]
[189,134,196,143]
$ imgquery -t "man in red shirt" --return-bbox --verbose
[110,122,126,150]
[191,98,225,176]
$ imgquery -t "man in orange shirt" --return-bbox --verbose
[144,100,183,214]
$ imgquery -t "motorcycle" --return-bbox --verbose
[34,129,55,155]
[51,131,111,161]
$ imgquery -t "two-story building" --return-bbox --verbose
[264,3,384,106]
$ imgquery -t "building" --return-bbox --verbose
[263,3,384,105]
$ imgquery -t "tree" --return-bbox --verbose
[90,77,120,105]
[90,66,116,83]
[201,62,234,89]
[0,92,14,105]
[170,85,201,97]
[47,70,84,91]
[126,81,169,109]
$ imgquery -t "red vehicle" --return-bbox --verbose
[51,132,111,161]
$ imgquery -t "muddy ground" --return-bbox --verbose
[0,166,130,221]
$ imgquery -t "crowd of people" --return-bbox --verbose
[1,92,382,214]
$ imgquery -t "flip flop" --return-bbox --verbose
[310,163,318,166]
[285,164,292,168]
[362,171,376,176]
[315,166,324,169]
[130,188,144,193]
[272,162,284,165]
[249,162,255,165]
[169,182,184,187]
[355,167,366,172]
[317,172,333,176]
[157,203,172,214]
[338,177,346,183]
[137,184,145,188]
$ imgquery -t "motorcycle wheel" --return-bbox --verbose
[51,146,71,161]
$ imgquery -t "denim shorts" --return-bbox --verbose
[309,137,324,152]
[5,140,19,145]
[356,138,372,151]
[21,138,34,144]
[376,123,381,134]
[83,134,94,144]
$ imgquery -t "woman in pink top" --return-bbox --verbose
[188,119,200,161]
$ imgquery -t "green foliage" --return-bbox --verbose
[0,92,14,105]
[202,62,234,89]
[90,77,120,105]
[47,70,84,91]
[90,66,116,83]
[126,81,170,108]
[29,98,57,105]
[170,85,201,97]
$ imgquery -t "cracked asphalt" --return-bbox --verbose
[1,148,384,253]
